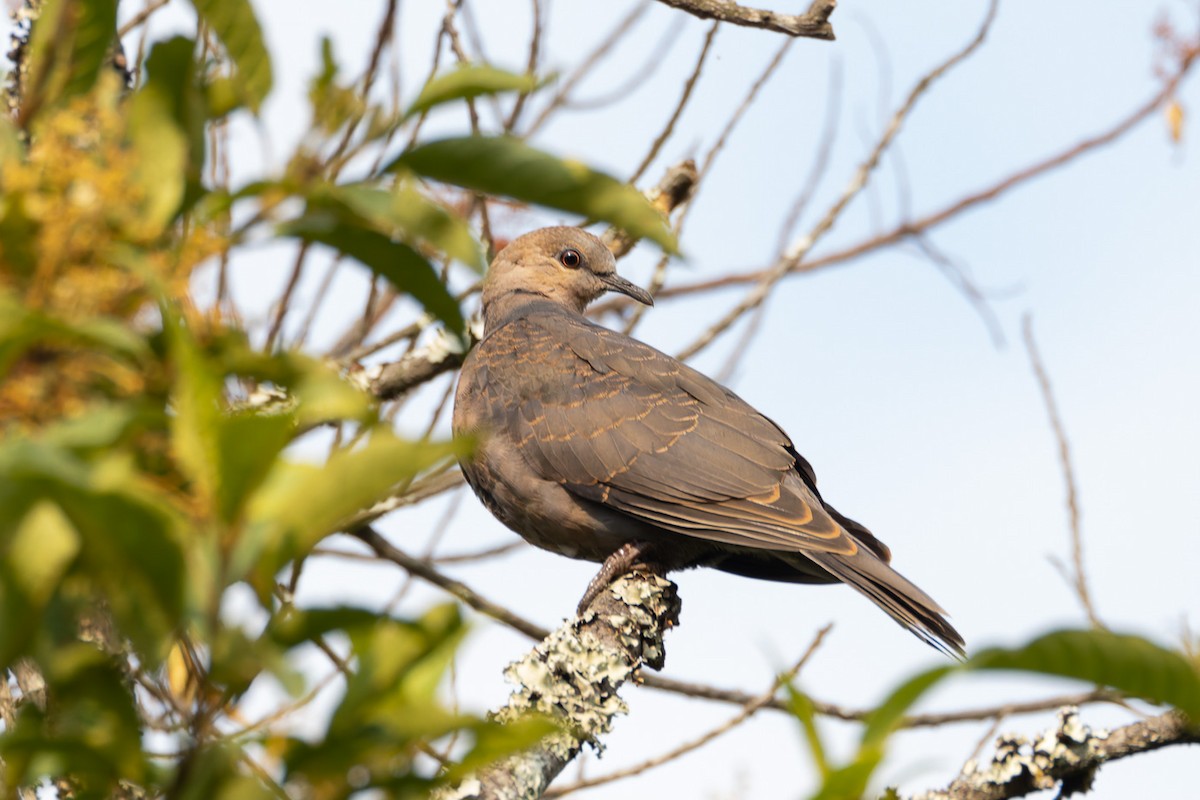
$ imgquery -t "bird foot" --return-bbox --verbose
[576,541,655,615]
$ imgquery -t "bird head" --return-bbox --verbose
[482,227,653,318]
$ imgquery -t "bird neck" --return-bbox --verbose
[482,288,587,335]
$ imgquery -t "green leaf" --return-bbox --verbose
[862,665,955,747]
[22,0,119,122]
[334,182,486,272]
[214,410,296,524]
[0,297,150,376]
[391,136,677,251]
[165,309,224,510]
[61,481,187,663]
[127,69,189,235]
[786,685,829,778]
[0,644,145,795]
[266,605,381,648]
[281,208,466,335]
[0,114,22,163]
[240,431,468,594]
[136,37,208,207]
[970,629,1200,721]
[0,500,80,664]
[405,64,541,119]
[188,0,273,111]
[39,404,139,454]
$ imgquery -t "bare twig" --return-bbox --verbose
[117,0,171,37]
[775,58,843,255]
[503,0,543,132]
[675,0,998,361]
[655,0,836,40]
[1022,315,1102,628]
[629,21,719,184]
[525,1,654,135]
[657,33,1199,305]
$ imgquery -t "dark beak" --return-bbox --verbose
[600,273,654,306]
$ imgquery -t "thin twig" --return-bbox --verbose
[656,35,1199,305]
[1022,315,1103,629]
[503,0,543,132]
[629,21,719,184]
[525,1,653,135]
[775,58,843,255]
[675,0,999,361]
[117,0,170,37]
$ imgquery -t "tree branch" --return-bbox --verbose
[910,707,1200,800]
[437,572,681,800]
[654,0,836,41]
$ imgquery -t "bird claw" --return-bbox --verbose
[576,541,653,615]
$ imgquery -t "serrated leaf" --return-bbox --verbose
[970,629,1200,721]
[405,64,541,119]
[188,0,273,111]
[22,0,119,122]
[391,136,676,251]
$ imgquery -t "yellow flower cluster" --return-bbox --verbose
[0,75,225,427]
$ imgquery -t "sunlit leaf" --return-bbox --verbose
[391,136,677,251]
[240,432,468,595]
[405,64,541,119]
[0,500,80,664]
[970,629,1200,721]
[188,0,273,111]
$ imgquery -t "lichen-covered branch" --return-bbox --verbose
[654,0,836,40]
[438,572,681,800]
[911,707,1200,800]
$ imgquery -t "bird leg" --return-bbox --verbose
[576,541,658,615]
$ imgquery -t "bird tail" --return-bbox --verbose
[801,549,966,659]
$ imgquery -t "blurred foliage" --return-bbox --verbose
[791,628,1200,800]
[0,0,673,795]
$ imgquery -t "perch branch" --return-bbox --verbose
[654,0,836,40]
[910,707,1199,800]
[436,572,681,800]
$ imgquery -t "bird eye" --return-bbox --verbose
[559,249,582,269]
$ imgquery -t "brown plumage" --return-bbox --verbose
[453,227,965,656]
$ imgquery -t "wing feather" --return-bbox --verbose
[481,314,864,557]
